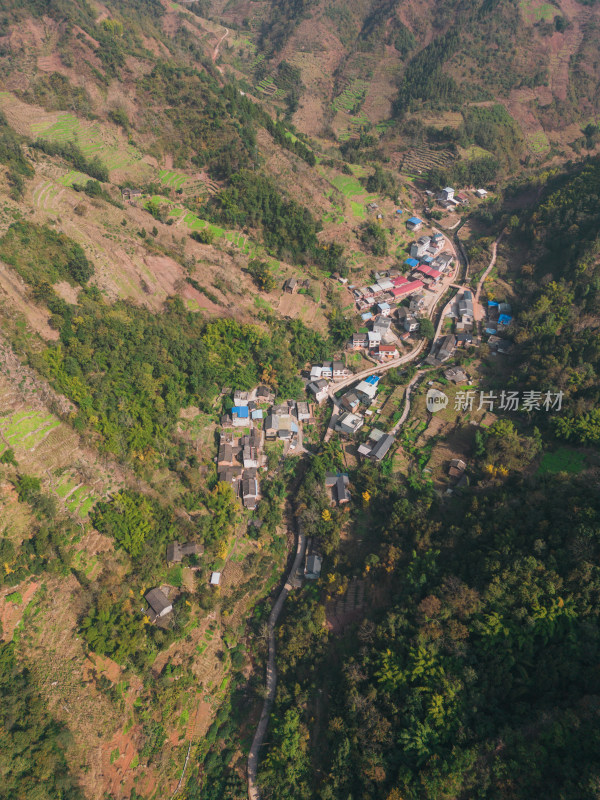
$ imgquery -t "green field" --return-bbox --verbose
[57,170,91,187]
[520,0,556,21]
[0,411,60,447]
[158,169,188,189]
[538,448,587,475]
[330,174,365,198]
[30,112,144,173]
[332,80,368,114]
[527,130,551,154]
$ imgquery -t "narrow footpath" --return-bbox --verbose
[474,231,504,322]
[247,526,307,800]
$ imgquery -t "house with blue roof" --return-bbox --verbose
[405,257,419,268]
[406,217,423,231]
[231,405,249,426]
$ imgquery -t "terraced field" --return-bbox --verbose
[57,170,91,187]
[332,80,369,114]
[31,180,63,211]
[401,145,455,176]
[30,112,146,175]
[158,169,188,190]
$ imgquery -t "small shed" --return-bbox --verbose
[210,572,221,586]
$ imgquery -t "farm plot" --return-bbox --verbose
[332,80,369,114]
[57,170,91,187]
[401,145,455,176]
[520,0,556,21]
[0,410,60,449]
[30,113,145,175]
[158,169,188,190]
[32,180,63,212]
[526,130,551,154]
[330,174,365,198]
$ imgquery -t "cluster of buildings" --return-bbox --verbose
[438,186,470,209]
[219,386,311,509]
[307,360,352,404]
[485,299,513,355]
[351,230,454,315]
[335,376,381,437]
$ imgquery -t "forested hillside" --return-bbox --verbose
[0,0,599,799]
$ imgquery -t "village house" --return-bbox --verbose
[448,458,467,478]
[233,389,252,406]
[335,412,364,435]
[403,314,419,332]
[167,541,204,563]
[242,476,259,509]
[264,413,279,439]
[432,253,453,272]
[350,332,369,350]
[145,588,173,623]
[374,344,399,361]
[355,375,379,403]
[332,360,350,379]
[218,465,243,485]
[372,314,393,336]
[391,280,424,300]
[406,216,423,231]
[369,433,396,462]
[218,442,238,467]
[438,334,457,361]
[340,391,360,413]
[455,192,469,206]
[456,332,474,347]
[368,330,381,350]
[305,554,322,580]
[321,362,333,379]
[415,265,442,286]
[283,277,298,293]
[243,446,259,469]
[297,401,311,422]
[444,366,468,384]
[439,187,455,203]
[410,236,431,259]
[376,302,391,317]
[242,429,262,449]
[475,188,488,198]
[307,379,328,404]
[231,405,250,427]
[325,472,350,505]
[409,292,426,313]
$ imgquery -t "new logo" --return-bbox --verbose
[426,388,448,413]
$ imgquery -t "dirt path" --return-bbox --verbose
[212,26,229,74]
[473,231,504,321]
[390,370,424,435]
[247,525,307,800]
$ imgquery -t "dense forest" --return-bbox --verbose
[258,469,600,800]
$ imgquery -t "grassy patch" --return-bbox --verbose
[331,174,365,198]
[538,448,587,475]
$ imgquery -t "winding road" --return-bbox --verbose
[247,526,307,800]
